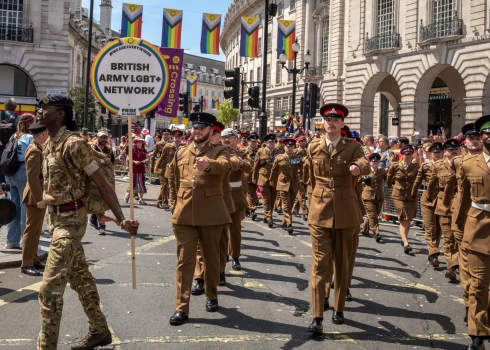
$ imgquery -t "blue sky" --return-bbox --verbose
[82,0,228,60]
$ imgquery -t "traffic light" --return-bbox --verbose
[147,108,156,118]
[308,83,318,118]
[224,68,240,109]
[247,86,260,108]
[193,104,201,112]
[179,93,189,116]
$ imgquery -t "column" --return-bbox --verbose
[465,97,484,123]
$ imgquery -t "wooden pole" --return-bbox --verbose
[127,116,136,289]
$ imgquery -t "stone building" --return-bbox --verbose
[222,0,490,138]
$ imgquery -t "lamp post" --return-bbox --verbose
[279,39,311,124]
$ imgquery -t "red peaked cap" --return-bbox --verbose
[320,103,349,119]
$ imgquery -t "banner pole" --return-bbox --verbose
[128,116,136,289]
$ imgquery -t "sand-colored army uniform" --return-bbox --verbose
[360,167,387,237]
[252,147,279,223]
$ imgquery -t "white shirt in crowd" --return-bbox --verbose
[145,134,155,152]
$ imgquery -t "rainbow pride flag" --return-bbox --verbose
[187,76,198,96]
[121,3,143,38]
[277,20,296,60]
[202,98,207,111]
[200,13,221,55]
[161,8,183,48]
[212,96,220,110]
[240,17,260,58]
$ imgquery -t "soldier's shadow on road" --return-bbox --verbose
[242,228,265,237]
[104,231,155,241]
[356,252,410,267]
[243,255,307,274]
[354,261,422,278]
[241,243,295,256]
[241,235,279,246]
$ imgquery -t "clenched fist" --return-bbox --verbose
[195,157,210,171]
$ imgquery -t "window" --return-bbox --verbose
[433,0,455,23]
[198,89,202,96]
[276,62,282,84]
[290,0,296,10]
[250,70,253,82]
[283,97,289,112]
[0,0,24,27]
[275,98,282,114]
[0,64,36,96]
[258,37,262,55]
[244,72,247,84]
[266,64,271,87]
[377,0,394,49]
[277,1,284,17]
[288,61,293,82]
[257,67,261,83]
[199,66,207,73]
[267,33,271,52]
[211,90,215,97]
[322,17,329,67]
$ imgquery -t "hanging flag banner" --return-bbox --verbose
[187,76,198,96]
[200,13,221,55]
[156,47,184,118]
[121,3,143,38]
[90,38,169,116]
[277,20,296,60]
[212,96,220,110]
[161,8,183,48]
[240,17,260,58]
[202,98,207,111]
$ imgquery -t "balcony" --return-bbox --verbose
[304,66,323,80]
[0,24,33,43]
[419,17,463,43]
[364,32,400,55]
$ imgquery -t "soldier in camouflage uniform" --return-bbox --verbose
[36,94,138,350]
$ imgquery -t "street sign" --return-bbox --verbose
[46,89,61,94]
[90,37,169,117]
[392,118,400,126]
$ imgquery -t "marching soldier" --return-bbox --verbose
[270,138,303,234]
[170,112,232,325]
[455,115,490,350]
[20,122,49,276]
[191,121,235,292]
[245,133,260,220]
[239,131,250,148]
[444,124,483,324]
[274,132,285,213]
[412,142,443,267]
[160,129,183,210]
[426,138,461,281]
[307,103,369,334]
[292,136,309,220]
[360,153,387,242]
[151,128,170,209]
[36,94,138,349]
[387,145,420,255]
[252,133,278,227]
[221,128,251,270]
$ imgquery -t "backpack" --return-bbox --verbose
[0,112,16,154]
[0,136,20,176]
[55,133,115,214]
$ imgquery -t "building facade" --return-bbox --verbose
[222,0,490,138]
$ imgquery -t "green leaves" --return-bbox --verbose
[217,100,239,126]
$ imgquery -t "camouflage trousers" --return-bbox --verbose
[37,209,107,350]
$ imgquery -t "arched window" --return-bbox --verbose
[0,65,36,97]
[322,17,329,67]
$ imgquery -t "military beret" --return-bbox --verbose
[400,145,415,155]
[222,128,238,137]
[247,133,259,141]
[428,142,443,153]
[443,138,460,149]
[171,129,183,136]
[284,138,296,146]
[28,121,46,134]
[320,103,349,119]
[460,138,467,146]
[296,136,306,142]
[37,94,73,108]
[189,112,216,128]
[475,115,490,133]
[461,123,479,137]
[240,132,250,138]
[276,131,285,137]
[263,133,276,142]
[0,197,16,226]
[368,153,381,161]
[341,125,352,138]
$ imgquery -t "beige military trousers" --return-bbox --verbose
[421,204,441,257]
[467,250,490,337]
[174,224,222,314]
[361,199,383,236]
[309,224,359,318]
[157,175,169,206]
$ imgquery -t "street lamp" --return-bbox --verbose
[279,39,311,120]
